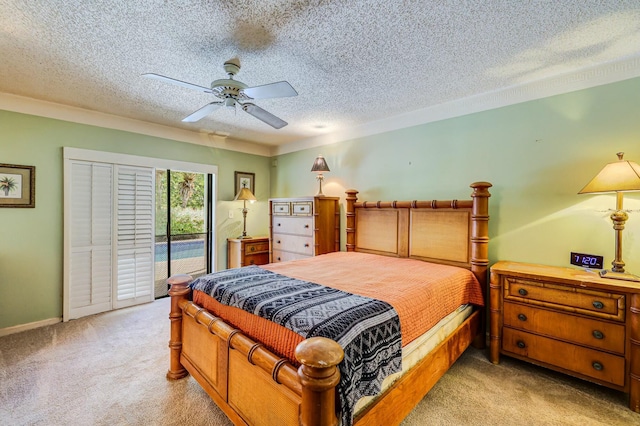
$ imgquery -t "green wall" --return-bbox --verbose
[271,77,640,274]
[2,77,639,330]
[0,111,271,329]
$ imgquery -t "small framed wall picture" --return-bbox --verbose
[235,171,255,195]
[0,163,35,208]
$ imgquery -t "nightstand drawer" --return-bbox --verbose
[243,253,269,266]
[272,217,313,236]
[272,234,314,256]
[502,328,625,387]
[503,302,625,354]
[272,249,310,263]
[244,241,269,253]
[227,237,270,269]
[505,277,625,321]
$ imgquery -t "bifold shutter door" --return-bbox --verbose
[68,161,113,319]
[114,165,154,309]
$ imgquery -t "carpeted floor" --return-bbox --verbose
[0,298,638,425]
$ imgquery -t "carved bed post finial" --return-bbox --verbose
[345,189,359,252]
[295,337,344,426]
[469,182,492,348]
[166,274,192,380]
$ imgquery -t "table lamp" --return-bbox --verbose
[311,155,330,196]
[578,152,640,281]
[234,186,257,239]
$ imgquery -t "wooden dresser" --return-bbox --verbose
[269,196,340,263]
[490,261,640,412]
[227,237,270,269]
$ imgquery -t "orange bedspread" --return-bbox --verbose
[192,251,483,364]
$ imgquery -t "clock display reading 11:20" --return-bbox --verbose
[570,252,604,269]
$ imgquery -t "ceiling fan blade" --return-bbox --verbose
[241,103,288,129]
[142,73,212,94]
[242,81,298,99]
[182,102,223,122]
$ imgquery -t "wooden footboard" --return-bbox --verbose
[166,182,491,425]
[167,274,480,426]
[167,274,342,426]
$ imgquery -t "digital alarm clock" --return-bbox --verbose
[570,252,604,269]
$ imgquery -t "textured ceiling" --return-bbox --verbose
[1,1,640,151]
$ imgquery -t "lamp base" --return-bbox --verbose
[237,235,252,239]
[599,269,640,282]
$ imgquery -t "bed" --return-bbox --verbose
[166,181,492,426]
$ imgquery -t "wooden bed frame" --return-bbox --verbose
[167,181,491,426]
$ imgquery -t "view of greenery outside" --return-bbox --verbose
[155,171,206,238]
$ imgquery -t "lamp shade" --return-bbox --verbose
[234,187,257,201]
[311,155,330,172]
[578,152,640,194]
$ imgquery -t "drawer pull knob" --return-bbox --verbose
[304,243,310,247]
[277,257,281,261]
[592,301,604,309]
[304,224,310,228]
[277,240,281,244]
[516,340,526,349]
[249,260,255,264]
[518,288,528,296]
[517,314,527,321]
[592,330,604,340]
[592,362,603,371]
[250,247,255,251]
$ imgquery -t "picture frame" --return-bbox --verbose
[0,163,35,208]
[234,171,255,195]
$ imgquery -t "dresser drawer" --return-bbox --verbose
[272,249,310,263]
[272,202,290,215]
[504,277,625,321]
[503,302,625,354]
[244,241,269,254]
[292,201,313,216]
[272,217,313,236]
[272,234,314,256]
[243,253,269,266]
[502,328,625,387]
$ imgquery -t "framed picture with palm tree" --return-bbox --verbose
[0,164,35,208]
[234,171,255,196]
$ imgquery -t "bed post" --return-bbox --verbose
[345,189,358,252]
[166,274,192,380]
[469,181,492,348]
[295,337,344,426]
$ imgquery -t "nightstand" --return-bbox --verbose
[489,261,640,413]
[227,237,270,269]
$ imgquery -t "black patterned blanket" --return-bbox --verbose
[190,265,402,426]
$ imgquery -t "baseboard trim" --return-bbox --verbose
[0,317,62,337]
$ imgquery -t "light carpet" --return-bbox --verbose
[0,298,638,425]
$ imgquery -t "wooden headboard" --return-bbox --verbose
[345,182,492,290]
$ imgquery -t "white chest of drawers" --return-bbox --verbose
[269,196,340,263]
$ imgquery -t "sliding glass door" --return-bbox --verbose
[154,170,212,298]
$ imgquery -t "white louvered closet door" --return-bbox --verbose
[66,161,154,320]
[68,161,113,320]
[114,165,154,309]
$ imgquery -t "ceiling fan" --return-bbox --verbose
[143,57,297,129]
